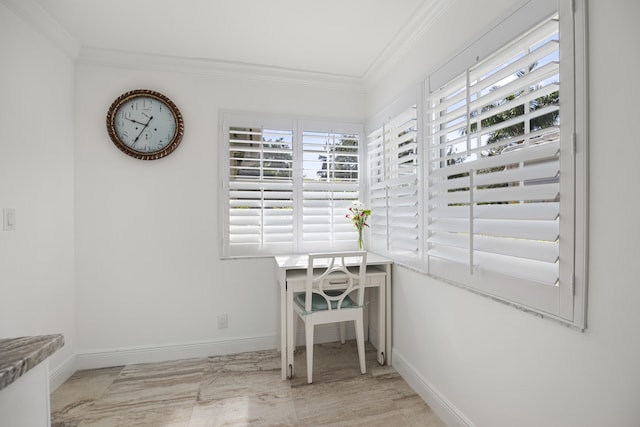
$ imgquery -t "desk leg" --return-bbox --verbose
[278,270,287,380]
[385,264,392,366]
[286,282,295,379]
[363,289,369,342]
[378,278,386,366]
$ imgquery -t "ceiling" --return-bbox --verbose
[29,0,441,79]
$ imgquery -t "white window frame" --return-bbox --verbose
[421,0,588,329]
[219,111,365,258]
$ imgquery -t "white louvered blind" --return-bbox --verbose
[426,14,567,313]
[222,116,363,257]
[227,126,295,256]
[368,106,420,265]
[302,131,360,251]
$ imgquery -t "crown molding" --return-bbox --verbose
[362,0,453,88]
[78,46,367,93]
[2,0,450,92]
[1,0,80,60]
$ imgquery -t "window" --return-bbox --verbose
[422,0,587,328]
[368,105,422,268]
[220,113,363,257]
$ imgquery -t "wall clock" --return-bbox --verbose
[106,89,184,160]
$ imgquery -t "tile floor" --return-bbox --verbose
[51,341,446,426]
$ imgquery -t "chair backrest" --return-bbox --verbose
[304,251,367,313]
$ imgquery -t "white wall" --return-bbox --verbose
[5,1,640,425]
[367,1,640,426]
[73,62,366,362]
[0,3,77,385]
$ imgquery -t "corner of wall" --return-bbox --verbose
[0,0,80,60]
[392,348,476,427]
[49,354,78,392]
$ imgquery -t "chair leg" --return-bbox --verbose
[306,321,315,384]
[354,317,366,374]
[339,322,346,344]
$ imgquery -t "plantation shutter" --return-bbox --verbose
[426,14,567,313]
[368,106,420,265]
[227,126,295,256]
[301,130,360,251]
[368,124,386,252]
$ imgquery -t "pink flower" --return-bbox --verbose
[346,202,371,232]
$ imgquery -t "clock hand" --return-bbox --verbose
[133,116,153,144]
[125,117,148,126]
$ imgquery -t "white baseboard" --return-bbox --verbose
[76,334,277,370]
[392,349,476,427]
[49,354,77,392]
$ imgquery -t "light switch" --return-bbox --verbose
[3,208,16,231]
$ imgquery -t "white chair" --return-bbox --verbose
[292,251,367,384]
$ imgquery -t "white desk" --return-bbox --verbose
[274,253,392,380]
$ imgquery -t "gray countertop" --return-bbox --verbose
[0,334,64,391]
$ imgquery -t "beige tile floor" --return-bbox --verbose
[51,341,446,426]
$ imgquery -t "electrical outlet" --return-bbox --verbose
[3,208,16,231]
[217,314,228,329]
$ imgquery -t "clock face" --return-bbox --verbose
[106,90,184,160]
